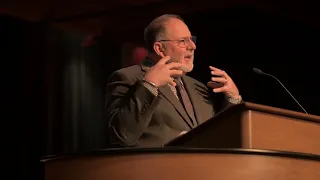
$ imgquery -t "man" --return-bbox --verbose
[105,14,242,147]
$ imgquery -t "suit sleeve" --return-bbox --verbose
[105,71,160,147]
[210,90,242,113]
[220,98,239,110]
[215,94,244,113]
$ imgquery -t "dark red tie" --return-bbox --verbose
[174,78,196,125]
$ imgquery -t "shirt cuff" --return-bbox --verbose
[226,95,242,104]
[140,81,158,96]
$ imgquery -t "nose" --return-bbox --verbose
[187,39,196,50]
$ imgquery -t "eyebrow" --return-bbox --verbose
[179,36,191,39]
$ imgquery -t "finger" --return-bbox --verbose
[213,87,225,93]
[158,56,171,64]
[211,77,228,83]
[167,62,183,69]
[207,81,224,89]
[211,69,230,79]
[209,66,222,71]
[168,78,176,86]
[170,70,184,78]
[211,70,225,77]
[170,69,184,75]
[210,66,227,73]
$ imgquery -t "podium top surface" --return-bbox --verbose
[244,102,320,123]
[40,147,320,163]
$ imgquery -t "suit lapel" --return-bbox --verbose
[182,76,203,125]
[158,85,194,128]
[139,58,194,129]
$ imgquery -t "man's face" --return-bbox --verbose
[159,18,197,73]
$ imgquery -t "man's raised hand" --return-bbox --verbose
[144,56,184,87]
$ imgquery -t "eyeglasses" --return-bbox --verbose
[158,36,197,48]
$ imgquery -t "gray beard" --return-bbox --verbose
[166,59,190,73]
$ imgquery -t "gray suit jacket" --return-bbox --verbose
[105,59,235,147]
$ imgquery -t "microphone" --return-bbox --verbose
[253,68,308,114]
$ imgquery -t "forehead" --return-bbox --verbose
[163,18,191,39]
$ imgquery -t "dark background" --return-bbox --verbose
[2,2,320,180]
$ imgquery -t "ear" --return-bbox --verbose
[153,42,166,58]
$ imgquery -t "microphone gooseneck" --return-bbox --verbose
[253,68,308,114]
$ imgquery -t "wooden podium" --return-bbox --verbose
[166,102,320,155]
[41,102,320,180]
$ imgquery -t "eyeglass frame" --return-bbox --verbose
[158,36,197,48]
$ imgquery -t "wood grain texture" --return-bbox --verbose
[44,152,320,180]
[248,110,320,155]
